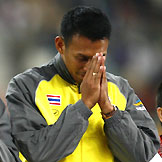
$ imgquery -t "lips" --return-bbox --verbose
[80,73,86,78]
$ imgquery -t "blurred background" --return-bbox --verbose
[0,0,162,127]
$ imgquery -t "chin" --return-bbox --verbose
[76,78,83,84]
[76,79,82,84]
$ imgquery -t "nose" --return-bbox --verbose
[83,59,91,71]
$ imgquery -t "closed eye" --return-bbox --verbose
[77,56,89,62]
[75,54,91,62]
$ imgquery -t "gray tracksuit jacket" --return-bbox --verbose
[6,53,160,162]
[0,98,21,162]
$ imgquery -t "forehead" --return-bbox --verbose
[66,34,109,56]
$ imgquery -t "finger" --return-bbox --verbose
[95,65,104,85]
[103,66,107,83]
[100,52,106,67]
[93,54,103,75]
[93,53,105,77]
[92,53,105,83]
[100,66,107,85]
[86,53,99,79]
[90,53,100,73]
[82,59,91,80]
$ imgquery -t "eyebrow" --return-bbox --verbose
[77,53,92,60]
[77,53,106,58]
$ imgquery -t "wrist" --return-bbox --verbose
[81,99,93,109]
[101,105,118,119]
[100,101,114,114]
[101,104,114,114]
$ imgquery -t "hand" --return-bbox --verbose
[80,53,103,109]
[98,56,114,113]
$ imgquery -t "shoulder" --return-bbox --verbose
[106,72,134,97]
[11,58,57,86]
[106,72,130,87]
[7,58,58,95]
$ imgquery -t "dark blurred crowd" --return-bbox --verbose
[0,0,162,120]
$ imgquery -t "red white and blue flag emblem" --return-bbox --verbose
[47,95,61,106]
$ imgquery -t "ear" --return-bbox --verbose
[55,36,65,54]
[157,107,162,122]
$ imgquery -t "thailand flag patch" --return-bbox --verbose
[47,95,61,106]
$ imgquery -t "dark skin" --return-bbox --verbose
[55,34,114,114]
[157,107,162,123]
[157,107,162,135]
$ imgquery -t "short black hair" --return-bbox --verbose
[60,6,111,45]
[156,82,162,107]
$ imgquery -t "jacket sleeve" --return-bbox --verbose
[0,139,17,162]
[6,78,92,162]
[104,79,160,162]
[0,99,21,162]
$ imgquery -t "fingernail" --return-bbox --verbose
[100,66,106,70]
[96,53,99,56]
[98,56,101,61]
[100,52,103,56]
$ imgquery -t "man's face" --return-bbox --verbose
[157,107,162,135]
[60,34,109,84]
[157,107,162,123]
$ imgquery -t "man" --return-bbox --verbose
[0,98,21,162]
[6,6,159,162]
[148,82,162,161]
[156,82,162,157]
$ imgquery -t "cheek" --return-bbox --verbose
[77,62,86,70]
[72,60,83,69]
[73,63,84,75]
[68,61,80,72]
[67,57,86,73]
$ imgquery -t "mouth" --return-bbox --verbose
[80,73,86,78]
[75,72,86,82]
